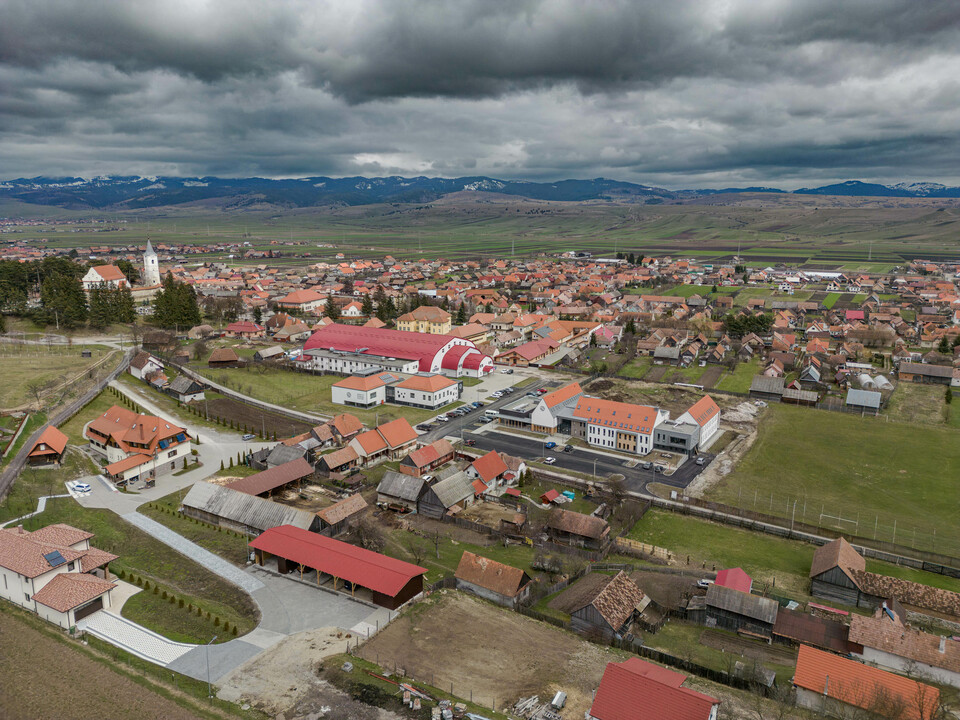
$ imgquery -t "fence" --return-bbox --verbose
[650,495,960,579]
[440,514,497,536]
[614,536,672,561]
[0,350,133,502]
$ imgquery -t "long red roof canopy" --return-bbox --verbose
[249,525,427,597]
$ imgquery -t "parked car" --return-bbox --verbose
[526,391,538,397]
[504,368,514,374]
[74,482,92,493]
[695,457,706,466]
[562,445,574,453]
[697,579,714,588]
[537,388,549,394]
[242,433,256,441]
[465,439,476,446]
[436,415,450,422]
[416,424,432,431]
[543,457,556,465]
[545,441,557,449]
[473,401,485,408]
[500,368,512,374]
[654,464,666,473]
[641,461,652,470]
[421,475,434,483]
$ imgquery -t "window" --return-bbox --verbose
[25,593,31,602]
[67,561,75,571]
[167,450,176,458]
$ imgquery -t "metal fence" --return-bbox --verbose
[0,350,133,501]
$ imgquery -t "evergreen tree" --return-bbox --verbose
[253,306,262,324]
[938,336,951,354]
[324,297,341,320]
[115,285,136,323]
[627,252,636,265]
[88,285,112,329]
[40,272,87,328]
[152,272,202,328]
[116,259,141,285]
[361,294,374,316]
[455,303,467,325]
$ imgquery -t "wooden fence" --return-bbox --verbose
[614,536,673,561]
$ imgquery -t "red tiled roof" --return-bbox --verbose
[90,264,127,282]
[455,551,531,598]
[28,425,68,457]
[248,525,426,596]
[794,645,938,720]
[32,573,117,613]
[333,375,389,391]
[541,382,582,409]
[376,418,418,449]
[395,374,456,392]
[304,323,458,371]
[471,450,509,484]
[540,489,561,503]
[590,658,718,720]
[105,453,153,475]
[353,428,389,455]
[331,413,364,437]
[85,405,185,457]
[684,395,720,427]
[573,398,658,435]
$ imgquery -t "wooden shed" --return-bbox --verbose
[809,537,866,607]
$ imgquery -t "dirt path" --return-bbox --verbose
[699,365,722,388]
[217,627,403,719]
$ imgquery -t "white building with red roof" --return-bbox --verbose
[302,323,492,378]
[529,381,583,432]
[392,373,460,409]
[678,395,721,447]
[81,264,129,291]
[0,523,118,629]
[588,657,719,720]
[84,405,191,483]
[570,397,663,455]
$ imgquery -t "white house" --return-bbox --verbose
[81,264,129,291]
[392,374,460,410]
[0,523,117,629]
[331,373,395,409]
[529,382,583,433]
[677,395,721,448]
[129,351,164,380]
[84,404,192,484]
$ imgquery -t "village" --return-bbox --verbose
[2,240,960,720]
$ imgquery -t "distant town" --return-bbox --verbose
[1,236,959,720]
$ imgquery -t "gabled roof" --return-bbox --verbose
[572,398,658,435]
[376,417,418,449]
[470,450,509,484]
[404,439,454,469]
[582,571,646,631]
[548,508,609,539]
[683,395,720,427]
[208,347,240,363]
[810,537,865,583]
[319,445,359,470]
[331,413,364,437]
[377,470,426,502]
[794,645,938,720]
[31,572,117,613]
[394,374,457,392]
[541,382,582,409]
[589,658,718,720]
[226,457,313,496]
[89,264,127,282]
[28,425,68,457]
[455,551,531,598]
[248,525,426,597]
[316,493,368,526]
[428,471,475,508]
[182,482,316,532]
[705,584,778,625]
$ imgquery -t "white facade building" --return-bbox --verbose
[142,238,161,287]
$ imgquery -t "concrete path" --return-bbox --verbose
[122,511,264,594]
[0,494,71,528]
[79,610,196,665]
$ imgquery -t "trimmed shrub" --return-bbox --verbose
[231,625,238,636]
[214,616,220,627]
[179,598,185,608]
[162,590,168,599]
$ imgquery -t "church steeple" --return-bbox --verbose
[142,237,161,287]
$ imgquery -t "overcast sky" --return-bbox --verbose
[3,0,960,188]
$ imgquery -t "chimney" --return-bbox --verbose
[940,637,946,654]
[16,524,24,534]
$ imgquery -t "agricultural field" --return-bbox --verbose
[18,498,259,644]
[0,344,113,410]
[663,284,739,298]
[705,404,960,558]
[714,358,761,393]
[630,510,960,599]
[822,292,842,309]
[885,383,953,426]
[619,356,653,379]
[0,607,216,720]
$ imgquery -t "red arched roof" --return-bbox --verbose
[441,345,472,370]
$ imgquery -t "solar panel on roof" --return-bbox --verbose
[43,550,67,567]
[176,433,186,442]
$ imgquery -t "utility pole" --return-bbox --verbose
[206,635,218,699]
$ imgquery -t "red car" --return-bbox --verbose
[537,388,549,394]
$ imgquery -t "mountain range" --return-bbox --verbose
[3,175,960,211]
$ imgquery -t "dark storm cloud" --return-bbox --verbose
[2,0,960,186]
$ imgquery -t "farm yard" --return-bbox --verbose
[0,344,113,410]
[358,590,629,719]
[705,403,960,558]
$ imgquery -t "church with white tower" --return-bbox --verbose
[142,238,162,288]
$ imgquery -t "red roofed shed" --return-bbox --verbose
[589,657,719,720]
[249,525,427,609]
[540,489,561,504]
[715,567,752,594]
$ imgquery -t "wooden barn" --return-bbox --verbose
[809,537,867,607]
[315,493,367,536]
[547,508,610,551]
[570,571,648,640]
[181,482,319,535]
[704,584,778,638]
[454,551,533,608]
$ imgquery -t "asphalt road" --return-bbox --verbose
[418,376,562,444]
[462,429,713,495]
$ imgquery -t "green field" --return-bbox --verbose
[707,404,960,558]
[714,358,760,393]
[200,364,461,424]
[0,447,97,523]
[0,345,113,409]
[619,357,653,379]
[663,284,738,298]
[822,292,841,309]
[19,498,259,643]
[630,510,960,600]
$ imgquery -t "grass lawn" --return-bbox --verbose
[619,357,653,379]
[630,510,960,600]
[715,358,761,393]
[885,383,951,426]
[706,404,960,557]
[659,364,707,384]
[520,477,599,515]
[199,365,461,425]
[663,285,738,298]
[0,447,98,523]
[0,344,112,409]
[643,622,797,685]
[380,525,541,584]
[115,373,223,433]
[139,490,251,566]
[21,498,259,643]
[59,390,121,444]
[822,292,841,309]
[852,293,868,303]
[0,411,47,470]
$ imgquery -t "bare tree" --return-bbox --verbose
[355,517,386,552]
[406,537,427,565]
